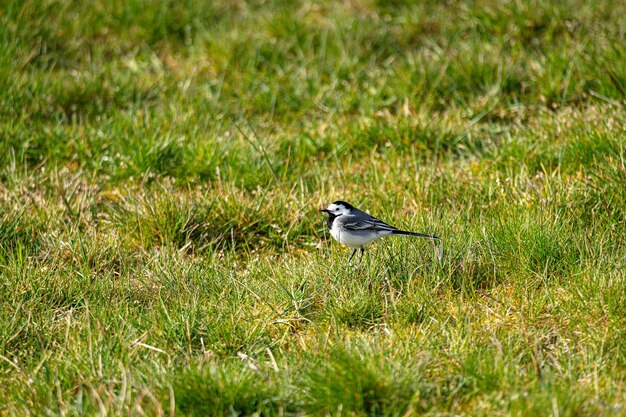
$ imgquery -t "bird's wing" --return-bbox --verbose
[343,217,397,232]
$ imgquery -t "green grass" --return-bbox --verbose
[1,0,625,415]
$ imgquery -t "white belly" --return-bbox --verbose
[330,226,386,248]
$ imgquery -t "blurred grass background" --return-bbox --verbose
[1,0,625,415]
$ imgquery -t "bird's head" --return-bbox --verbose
[320,201,353,217]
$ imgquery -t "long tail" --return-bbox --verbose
[392,230,440,240]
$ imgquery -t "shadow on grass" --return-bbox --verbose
[297,344,429,416]
[171,363,288,417]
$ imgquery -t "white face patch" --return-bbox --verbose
[326,203,350,216]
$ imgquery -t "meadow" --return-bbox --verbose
[1,0,625,415]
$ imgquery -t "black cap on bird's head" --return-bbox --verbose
[320,201,354,217]
[331,201,353,209]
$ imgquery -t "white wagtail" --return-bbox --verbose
[320,201,441,264]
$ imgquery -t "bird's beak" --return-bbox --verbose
[320,209,330,214]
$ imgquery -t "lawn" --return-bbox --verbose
[1,0,625,415]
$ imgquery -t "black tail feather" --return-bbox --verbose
[391,230,440,240]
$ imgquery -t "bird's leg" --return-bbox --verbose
[359,247,364,264]
[348,249,357,265]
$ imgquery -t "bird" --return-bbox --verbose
[320,201,441,264]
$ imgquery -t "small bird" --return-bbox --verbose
[320,201,441,264]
